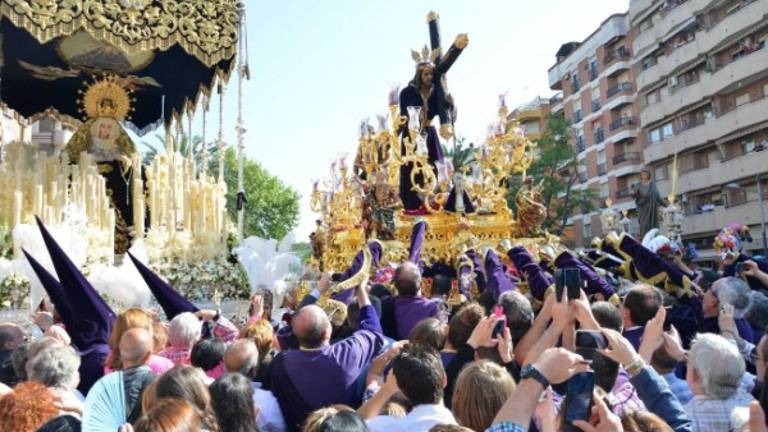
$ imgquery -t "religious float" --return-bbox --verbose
[0,0,254,309]
[308,11,560,301]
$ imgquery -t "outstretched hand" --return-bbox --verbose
[599,329,639,368]
[572,392,623,432]
[468,315,504,349]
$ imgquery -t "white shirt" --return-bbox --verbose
[367,403,457,432]
[252,382,287,432]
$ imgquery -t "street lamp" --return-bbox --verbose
[725,177,768,257]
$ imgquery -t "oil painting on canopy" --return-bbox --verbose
[0,0,240,133]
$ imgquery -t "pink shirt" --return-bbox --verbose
[103,353,175,375]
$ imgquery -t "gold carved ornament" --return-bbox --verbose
[328,245,373,295]
[1,0,239,67]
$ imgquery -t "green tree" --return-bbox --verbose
[141,133,218,169]
[507,114,595,235]
[222,148,300,240]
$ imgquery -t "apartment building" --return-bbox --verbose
[1,108,72,158]
[507,96,552,141]
[631,0,768,257]
[548,13,644,247]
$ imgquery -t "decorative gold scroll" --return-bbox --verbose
[1,0,239,67]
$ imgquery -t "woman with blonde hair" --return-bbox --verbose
[106,308,173,374]
[451,360,516,432]
[303,404,368,432]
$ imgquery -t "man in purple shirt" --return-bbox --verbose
[269,280,386,431]
[380,262,447,340]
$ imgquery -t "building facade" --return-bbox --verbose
[630,0,768,257]
[507,96,552,141]
[548,13,644,247]
[1,107,73,158]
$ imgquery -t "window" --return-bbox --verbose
[600,182,609,198]
[583,222,593,240]
[735,93,751,106]
[574,109,583,123]
[662,122,674,138]
[589,58,599,80]
[646,90,661,105]
[576,129,585,152]
[650,128,662,144]
[639,16,653,32]
[597,151,607,175]
[571,72,581,92]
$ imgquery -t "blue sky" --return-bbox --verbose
[180,0,629,240]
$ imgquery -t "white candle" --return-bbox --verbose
[34,184,43,218]
[13,190,23,227]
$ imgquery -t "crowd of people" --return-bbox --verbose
[3,220,768,432]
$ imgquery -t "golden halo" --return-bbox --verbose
[80,75,132,120]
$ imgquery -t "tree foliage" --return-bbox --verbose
[222,147,300,240]
[141,134,300,240]
[507,115,595,235]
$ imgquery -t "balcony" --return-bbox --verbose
[607,82,634,98]
[574,111,583,124]
[612,152,642,165]
[636,0,767,93]
[604,47,631,66]
[615,188,631,200]
[682,199,766,236]
[589,67,599,81]
[592,99,602,113]
[597,163,607,176]
[609,116,637,131]
[579,172,588,183]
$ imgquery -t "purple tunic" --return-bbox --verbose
[269,305,385,431]
[394,296,443,340]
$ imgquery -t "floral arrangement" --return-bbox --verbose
[151,257,250,302]
[0,273,30,310]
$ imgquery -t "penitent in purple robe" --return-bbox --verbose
[27,218,116,394]
[508,246,554,301]
[269,305,386,431]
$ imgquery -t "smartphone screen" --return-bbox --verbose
[564,268,581,300]
[563,371,595,429]
[492,306,506,337]
[554,269,565,301]
[575,330,606,361]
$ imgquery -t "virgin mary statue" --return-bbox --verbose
[65,76,140,253]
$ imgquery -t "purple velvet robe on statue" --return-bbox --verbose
[269,305,386,431]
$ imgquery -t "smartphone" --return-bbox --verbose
[555,269,565,301]
[492,305,506,338]
[563,371,595,431]
[735,262,746,276]
[564,268,582,300]
[663,306,673,331]
[575,330,607,361]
